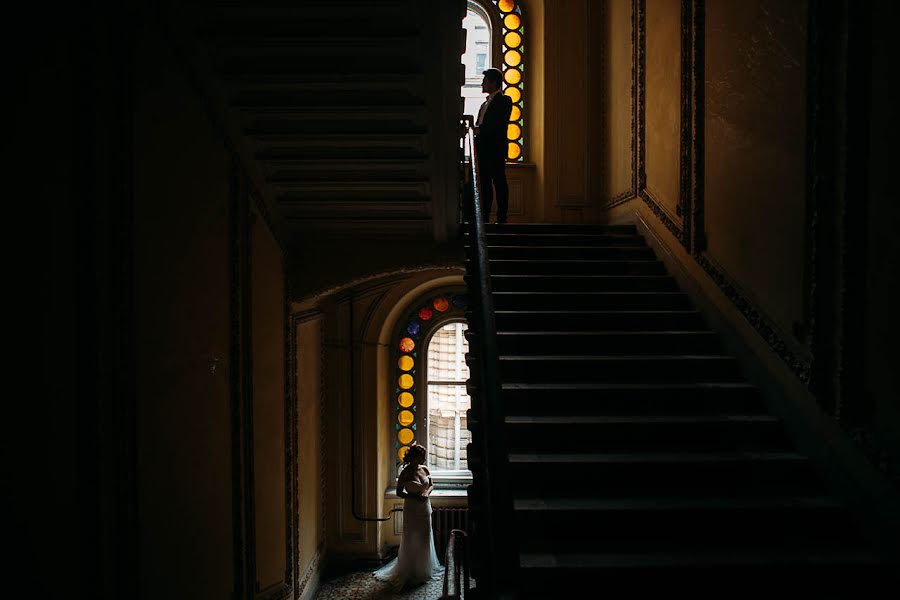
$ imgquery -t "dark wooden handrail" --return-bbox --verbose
[459,118,517,598]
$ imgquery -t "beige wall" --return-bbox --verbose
[134,23,234,600]
[251,217,287,592]
[541,0,605,222]
[295,316,325,592]
[643,0,682,217]
[704,0,808,337]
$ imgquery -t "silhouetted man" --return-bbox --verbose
[474,68,513,224]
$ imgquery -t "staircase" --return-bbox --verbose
[466,222,896,596]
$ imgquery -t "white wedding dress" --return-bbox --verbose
[374,481,443,589]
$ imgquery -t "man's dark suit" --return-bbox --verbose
[475,92,513,223]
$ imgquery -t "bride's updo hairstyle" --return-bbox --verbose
[402,443,427,464]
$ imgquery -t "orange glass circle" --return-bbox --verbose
[504,14,521,30]
[508,142,522,160]
[504,31,522,49]
[398,428,414,445]
[504,87,522,103]
[398,392,414,408]
[399,337,415,352]
[498,0,515,13]
[504,68,522,85]
[510,105,521,121]
[433,297,449,312]
[398,410,415,426]
[507,123,522,141]
[398,374,414,389]
[398,355,414,371]
[504,50,522,67]
[398,445,410,461]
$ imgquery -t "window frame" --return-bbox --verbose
[422,318,472,479]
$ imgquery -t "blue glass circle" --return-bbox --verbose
[406,320,421,336]
[451,294,469,310]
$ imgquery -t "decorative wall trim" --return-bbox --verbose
[605,190,635,210]
[283,242,295,597]
[319,320,328,551]
[677,0,694,247]
[695,252,812,383]
[635,0,691,246]
[688,0,706,253]
[633,0,647,227]
[293,310,325,326]
[641,186,683,241]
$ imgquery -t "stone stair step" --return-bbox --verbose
[513,495,862,551]
[480,244,657,260]
[500,382,764,416]
[490,274,679,292]
[508,451,822,497]
[516,550,895,596]
[494,309,706,331]
[496,330,721,354]
[485,259,667,275]
[502,414,788,452]
[491,292,693,311]
[484,232,648,246]
[497,355,743,383]
[480,223,638,234]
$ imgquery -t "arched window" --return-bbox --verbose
[462,0,526,162]
[394,289,472,481]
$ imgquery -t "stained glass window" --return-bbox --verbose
[496,0,524,161]
[463,0,526,162]
[393,289,471,478]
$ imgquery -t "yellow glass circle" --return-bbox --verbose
[398,428,414,444]
[398,374,414,389]
[504,87,522,103]
[504,68,522,85]
[504,31,522,49]
[498,0,515,13]
[508,142,522,160]
[398,446,409,461]
[398,392,414,408]
[504,50,522,67]
[504,14,521,30]
[398,355,414,372]
[398,410,415,426]
[507,123,522,141]
[510,105,521,121]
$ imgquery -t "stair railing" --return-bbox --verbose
[459,117,517,598]
[439,529,471,599]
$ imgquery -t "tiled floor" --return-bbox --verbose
[313,570,445,600]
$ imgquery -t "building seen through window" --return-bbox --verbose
[426,322,471,474]
[462,6,492,121]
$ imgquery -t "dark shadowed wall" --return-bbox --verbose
[133,19,234,600]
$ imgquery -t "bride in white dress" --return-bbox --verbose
[374,444,443,589]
